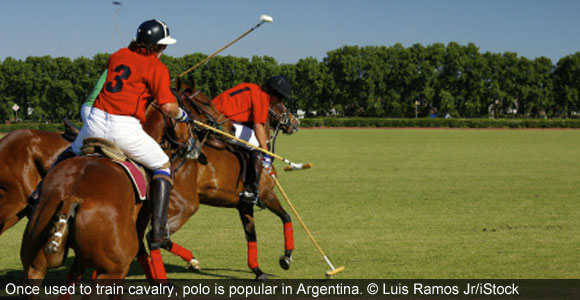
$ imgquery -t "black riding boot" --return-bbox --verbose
[27,147,76,217]
[240,151,264,208]
[147,177,173,250]
[146,177,173,284]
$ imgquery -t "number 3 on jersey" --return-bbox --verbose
[105,65,132,93]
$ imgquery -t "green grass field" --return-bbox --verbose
[1,128,579,279]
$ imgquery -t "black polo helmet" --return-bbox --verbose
[136,19,176,45]
[265,75,292,100]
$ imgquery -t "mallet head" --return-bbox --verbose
[260,15,273,23]
[325,266,345,278]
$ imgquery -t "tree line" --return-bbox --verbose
[1,42,580,122]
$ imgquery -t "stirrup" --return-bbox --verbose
[239,191,265,209]
[146,228,172,250]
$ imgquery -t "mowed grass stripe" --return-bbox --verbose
[1,129,579,279]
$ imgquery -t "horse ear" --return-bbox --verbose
[176,77,184,92]
[188,76,197,91]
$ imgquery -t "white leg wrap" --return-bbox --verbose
[188,258,201,271]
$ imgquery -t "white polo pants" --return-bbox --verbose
[71,107,169,170]
[80,103,92,123]
[232,123,260,147]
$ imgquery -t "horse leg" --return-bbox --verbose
[0,207,28,235]
[163,241,200,272]
[237,202,266,280]
[134,203,158,284]
[20,206,67,300]
[22,257,47,300]
[0,193,28,235]
[261,189,294,270]
[136,241,199,282]
[93,273,127,300]
[90,253,132,298]
[166,192,200,272]
[56,259,85,300]
[136,244,156,284]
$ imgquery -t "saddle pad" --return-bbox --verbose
[114,160,147,201]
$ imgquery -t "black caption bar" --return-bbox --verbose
[1,279,579,299]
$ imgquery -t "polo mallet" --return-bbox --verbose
[112,1,125,47]
[176,14,274,80]
[271,174,345,277]
[192,120,312,171]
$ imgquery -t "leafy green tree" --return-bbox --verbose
[0,59,6,120]
[518,57,553,117]
[1,57,34,121]
[481,52,506,118]
[324,45,362,116]
[553,53,580,117]
[293,57,333,115]
[3,43,580,121]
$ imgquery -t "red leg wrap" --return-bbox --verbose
[150,249,168,283]
[284,222,295,251]
[91,270,98,280]
[137,253,154,282]
[169,243,194,262]
[56,278,77,300]
[247,241,259,269]
[66,274,80,284]
[56,293,72,300]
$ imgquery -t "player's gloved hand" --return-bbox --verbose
[262,154,272,170]
[175,107,189,123]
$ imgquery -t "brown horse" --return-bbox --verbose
[0,130,69,235]
[20,100,196,287]
[2,83,300,280]
[161,83,302,279]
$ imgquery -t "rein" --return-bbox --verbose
[150,100,198,173]
[268,103,291,153]
[186,90,227,129]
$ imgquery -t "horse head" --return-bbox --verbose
[175,77,232,133]
[141,84,201,161]
[269,102,300,135]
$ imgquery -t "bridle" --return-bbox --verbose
[269,103,292,131]
[153,90,206,171]
[268,102,293,153]
[182,90,225,128]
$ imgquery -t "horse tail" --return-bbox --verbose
[44,199,79,254]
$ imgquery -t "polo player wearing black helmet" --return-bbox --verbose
[211,75,291,274]
[70,19,185,282]
[212,75,292,207]
[81,20,176,121]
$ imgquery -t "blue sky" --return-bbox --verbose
[1,0,580,64]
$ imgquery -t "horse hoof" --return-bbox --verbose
[279,255,292,270]
[252,268,267,281]
[187,258,201,272]
[256,273,268,281]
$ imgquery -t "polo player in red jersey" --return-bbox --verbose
[69,19,188,281]
[212,75,292,207]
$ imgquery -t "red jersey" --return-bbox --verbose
[212,83,270,124]
[93,48,175,124]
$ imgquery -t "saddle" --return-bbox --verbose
[204,135,229,150]
[80,137,148,201]
[198,123,238,152]
[81,137,127,161]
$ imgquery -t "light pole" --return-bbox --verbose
[415,100,419,118]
